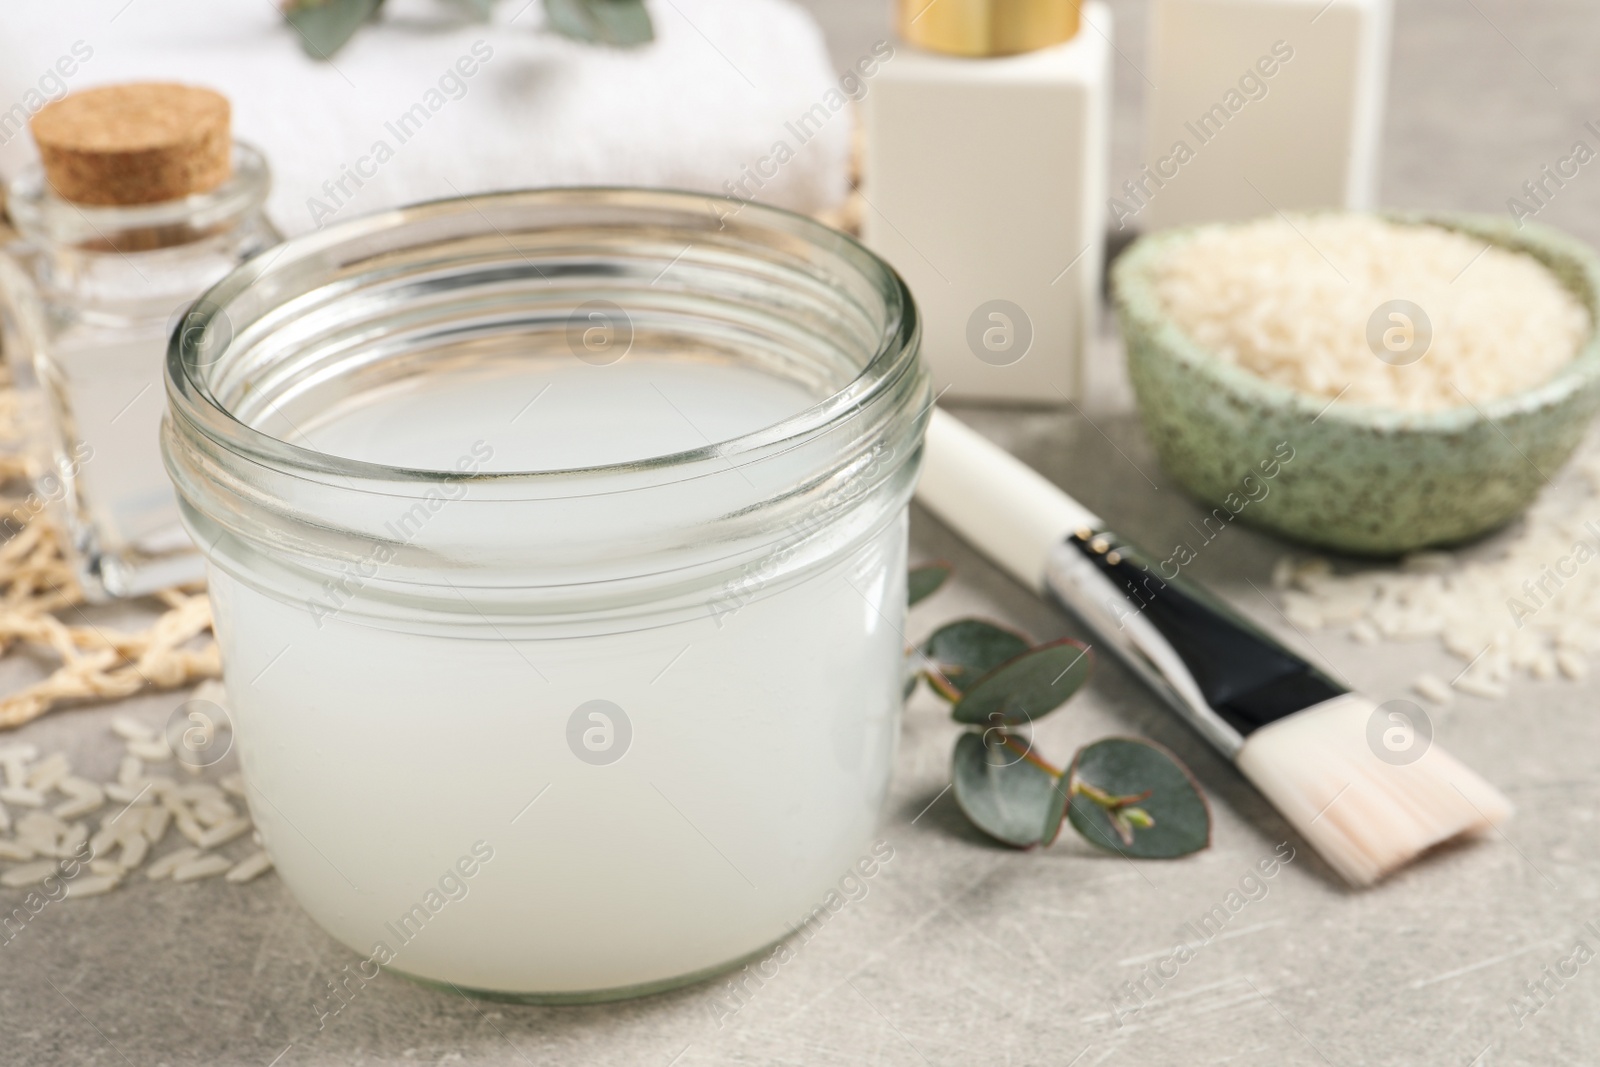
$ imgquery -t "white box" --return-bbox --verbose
[862,3,1112,404]
[1135,0,1392,231]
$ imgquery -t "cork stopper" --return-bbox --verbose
[30,83,231,206]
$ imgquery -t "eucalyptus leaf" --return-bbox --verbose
[1065,738,1210,859]
[454,0,495,18]
[951,638,1092,727]
[543,0,654,46]
[919,619,1031,702]
[907,561,952,607]
[1041,770,1072,846]
[951,731,1059,848]
[284,0,384,59]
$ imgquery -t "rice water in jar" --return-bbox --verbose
[161,189,928,1000]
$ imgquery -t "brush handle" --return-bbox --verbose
[917,409,1343,758]
[919,408,1100,589]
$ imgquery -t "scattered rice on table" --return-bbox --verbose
[1277,449,1600,700]
[0,686,273,900]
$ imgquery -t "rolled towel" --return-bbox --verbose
[0,0,854,235]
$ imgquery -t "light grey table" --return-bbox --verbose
[6,2,1600,1064]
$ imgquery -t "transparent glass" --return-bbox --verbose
[162,189,928,1000]
[0,143,278,599]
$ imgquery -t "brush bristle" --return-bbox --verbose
[1234,694,1512,887]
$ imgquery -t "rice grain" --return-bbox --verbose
[0,839,35,861]
[172,854,232,883]
[110,716,155,743]
[225,851,273,884]
[1,859,57,887]
[66,874,120,898]
[145,847,200,881]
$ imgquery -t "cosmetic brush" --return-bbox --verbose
[916,409,1512,887]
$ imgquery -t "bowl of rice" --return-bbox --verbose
[1112,212,1600,555]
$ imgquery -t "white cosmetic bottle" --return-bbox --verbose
[863,0,1111,404]
[1130,0,1393,231]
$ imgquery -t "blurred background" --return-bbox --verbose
[805,0,1600,248]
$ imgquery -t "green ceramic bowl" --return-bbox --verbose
[1112,212,1600,556]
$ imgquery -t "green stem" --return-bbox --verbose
[997,731,1062,777]
[924,668,963,704]
[1074,781,1153,811]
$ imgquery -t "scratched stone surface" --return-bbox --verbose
[4,1,1600,1065]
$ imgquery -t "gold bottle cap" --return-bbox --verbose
[898,0,1081,58]
[30,83,231,206]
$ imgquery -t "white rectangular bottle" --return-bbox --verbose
[1132,0,1392,231]
[863,0,1111,404]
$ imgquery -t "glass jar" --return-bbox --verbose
[162,189,928,1001]
[0,144,278,599]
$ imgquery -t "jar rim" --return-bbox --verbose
[165,187,922,490]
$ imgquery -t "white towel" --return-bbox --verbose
[0,0,852,236]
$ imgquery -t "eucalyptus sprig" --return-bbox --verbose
[282,0,653,60]
[907,562,1211,858]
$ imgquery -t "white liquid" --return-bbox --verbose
[292,357,818,472]
[210,358,906,996]
[53,334,179,546]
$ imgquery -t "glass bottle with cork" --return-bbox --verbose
[0,82,277,599]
